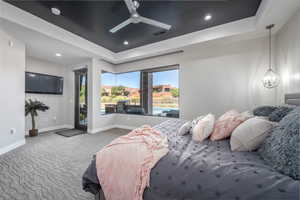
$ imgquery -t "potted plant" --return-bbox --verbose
[25,99,49,137]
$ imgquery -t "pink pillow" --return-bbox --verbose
[210,110,248,141]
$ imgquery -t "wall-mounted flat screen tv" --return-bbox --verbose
[25,72,63,95]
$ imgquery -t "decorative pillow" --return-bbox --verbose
[268,106,294,122]
[253,106,277,117]
[177,116,204,136]
[240,110,254,119]
[177,121,192,136]
[259,107,300,180]
[191,115,204,128]
[230,117,275,151]
[192,114,215,142]
[210,110,248,141]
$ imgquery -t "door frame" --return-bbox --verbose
[74,68,88,131]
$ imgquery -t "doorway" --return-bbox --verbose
[74,69,88,131]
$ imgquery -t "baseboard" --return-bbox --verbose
[88,124,136,134]
[25,124,74,135]
[61,125,74,130]
[0,139,26,156]
[88,125,115,134]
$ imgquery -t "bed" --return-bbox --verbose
[82,93,300,200]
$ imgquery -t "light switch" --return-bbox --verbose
[10,128,16,134]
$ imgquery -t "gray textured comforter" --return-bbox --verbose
[83,120,300,200]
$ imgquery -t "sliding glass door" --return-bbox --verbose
[74,69,88,131]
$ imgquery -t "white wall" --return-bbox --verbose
[66,58,168,133]
[25,57,73,133]
[180,37,277,119]
[24,57,116,134]
[69,58,116,133]
[115,36,276,121]
[276,10,300,103]
[0,27,25,154]
[25,57,116,134]
[89,59,116,133]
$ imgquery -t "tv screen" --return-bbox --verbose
[25,72,63,95]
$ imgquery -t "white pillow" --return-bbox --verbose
[191,115,205,128]
[230,117,275,151]
[192,114,215,142]
[177,121,192,136]
[178,116,205,136]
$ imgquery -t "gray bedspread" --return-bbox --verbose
[82,120,300,200]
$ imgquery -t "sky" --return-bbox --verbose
[101,70,179,88]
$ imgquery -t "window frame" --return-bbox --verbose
[100,65,180,118]
[141,65,179,117]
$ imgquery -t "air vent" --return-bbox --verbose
[153,31,167,36]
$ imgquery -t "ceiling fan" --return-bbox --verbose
[109,0,172,33]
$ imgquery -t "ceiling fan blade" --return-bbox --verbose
[109,18,132,33]
[124,0,136,14]
[139,16,171,30]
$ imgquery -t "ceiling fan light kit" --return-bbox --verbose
[51,7,61,16]
[110,0,172,33]
[123,40,129,45]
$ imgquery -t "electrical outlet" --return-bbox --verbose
[8,40,13,47]
[10,128,16,135]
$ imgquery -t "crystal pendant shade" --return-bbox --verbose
[262,68,280,89]
[262,24,280,89]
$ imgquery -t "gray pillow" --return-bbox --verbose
[253,106,277,117]
[268,106,294,122]
[259,106,300,180]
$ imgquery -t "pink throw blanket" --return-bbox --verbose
[96,125,169,200]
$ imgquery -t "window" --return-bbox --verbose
[140,66,179,118]
[100,66,179,118]
[101,71,140,114]
[152,69,179,117]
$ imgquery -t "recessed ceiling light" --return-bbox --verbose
[123,40,129,45]
[55,53,62,57]
[51,7,61,16]
[204,14,212,21]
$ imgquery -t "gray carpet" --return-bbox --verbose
[0,128,130,200]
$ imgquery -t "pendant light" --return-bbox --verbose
[263,24,280,89]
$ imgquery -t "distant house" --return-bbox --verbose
[102,85,140,97]
[153,84,174,93]
[102,86,113,96]
[125,88,140,98]
[152,85,177,98]
[102,84,177,98]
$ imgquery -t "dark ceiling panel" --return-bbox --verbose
[5,0,262,52]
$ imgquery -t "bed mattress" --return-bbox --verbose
[83,119,300,200]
